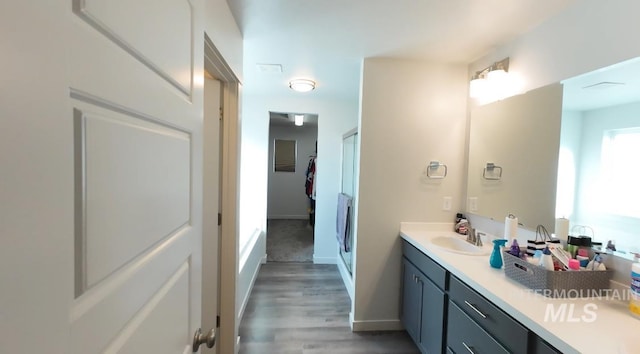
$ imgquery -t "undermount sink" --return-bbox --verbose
[429,236,490,256]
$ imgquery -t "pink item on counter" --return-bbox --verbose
[568,259,580,270]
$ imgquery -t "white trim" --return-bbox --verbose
[342,127,358,139]
[204,33,241,354]
[239,228,261,271]
[350,319,404,332]
[267,215,308,220]
[337,257,354,301]
[261,254,267,264]
[236,247,262,324]
[312,256,337,264]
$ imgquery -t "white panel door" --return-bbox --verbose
[0,1,211,353]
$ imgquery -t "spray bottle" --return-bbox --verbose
[490,239,508,269]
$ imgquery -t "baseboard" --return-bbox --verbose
[261,254,267,264]
[350,318,404,331]
[313,256,336,264]
[349,312,355,331]
[267,215,308,220]
[237,244,263,323]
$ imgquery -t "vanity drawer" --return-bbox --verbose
[447,301,509,354]
[402,240,447,290]
[449,275,528,353]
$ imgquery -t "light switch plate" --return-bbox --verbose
[443,196,452,211]
[468,197,478,212]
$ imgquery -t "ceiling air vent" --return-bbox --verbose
[582,81,625,90]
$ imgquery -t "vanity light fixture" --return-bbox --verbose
[294,114,304,126]
[289,79,316,92]
[469,58,511,100]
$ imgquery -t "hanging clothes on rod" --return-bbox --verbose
[305,154,316,227]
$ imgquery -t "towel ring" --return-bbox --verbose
[426,161,447,179]
[483,162,502,180]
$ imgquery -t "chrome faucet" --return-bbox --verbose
[466,227,476,244]
[475,231,484,247]
[466,228,483,247]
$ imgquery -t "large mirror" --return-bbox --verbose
[467,56,640,253]
[467,83,563,229]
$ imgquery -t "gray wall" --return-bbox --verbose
[267,122,318,219]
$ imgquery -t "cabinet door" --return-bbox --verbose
[402,258,423,344]
[533,335,562,354]
[419,276,445,354]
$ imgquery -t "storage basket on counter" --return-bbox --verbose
[502,251,612,298]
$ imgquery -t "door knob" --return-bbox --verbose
[192,328,216,352]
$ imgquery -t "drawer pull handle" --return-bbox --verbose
[464,300,488,319]
[463,342,476,354]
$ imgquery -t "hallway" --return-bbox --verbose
[238,263,419,354]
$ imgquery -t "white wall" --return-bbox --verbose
[556,110,583,219]
[267,123,318,219]
[203,0,243,81]
[470,0,640,93]
[353,58,468,329]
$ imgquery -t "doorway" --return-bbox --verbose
[266,112,318,262]
[203,34,241,354]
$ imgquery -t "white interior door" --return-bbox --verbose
[1,1,209,353]
[202,76,222,353]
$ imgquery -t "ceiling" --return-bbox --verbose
[227,0,577,104]
[562,56,640,111]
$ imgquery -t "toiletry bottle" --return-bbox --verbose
[539,246,554,271]
[490,239,508,269]
[509,239,521,257]
[629,253,640,319]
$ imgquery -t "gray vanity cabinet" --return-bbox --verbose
[402,243,447,354]
[401,259,423,342]
[401,240,562,354]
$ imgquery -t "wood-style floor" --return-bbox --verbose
[238,263,419,354]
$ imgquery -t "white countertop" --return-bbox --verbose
[399,222,638,354]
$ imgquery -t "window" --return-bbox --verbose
[600,127,640,218]
[274,139,297,172]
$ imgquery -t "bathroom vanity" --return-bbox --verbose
[400,222,636,354]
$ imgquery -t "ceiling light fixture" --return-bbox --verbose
[289,79,316,92]
[469,58,512,102]
[294,114,304,126]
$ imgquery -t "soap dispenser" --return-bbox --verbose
[490,239,508,269]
